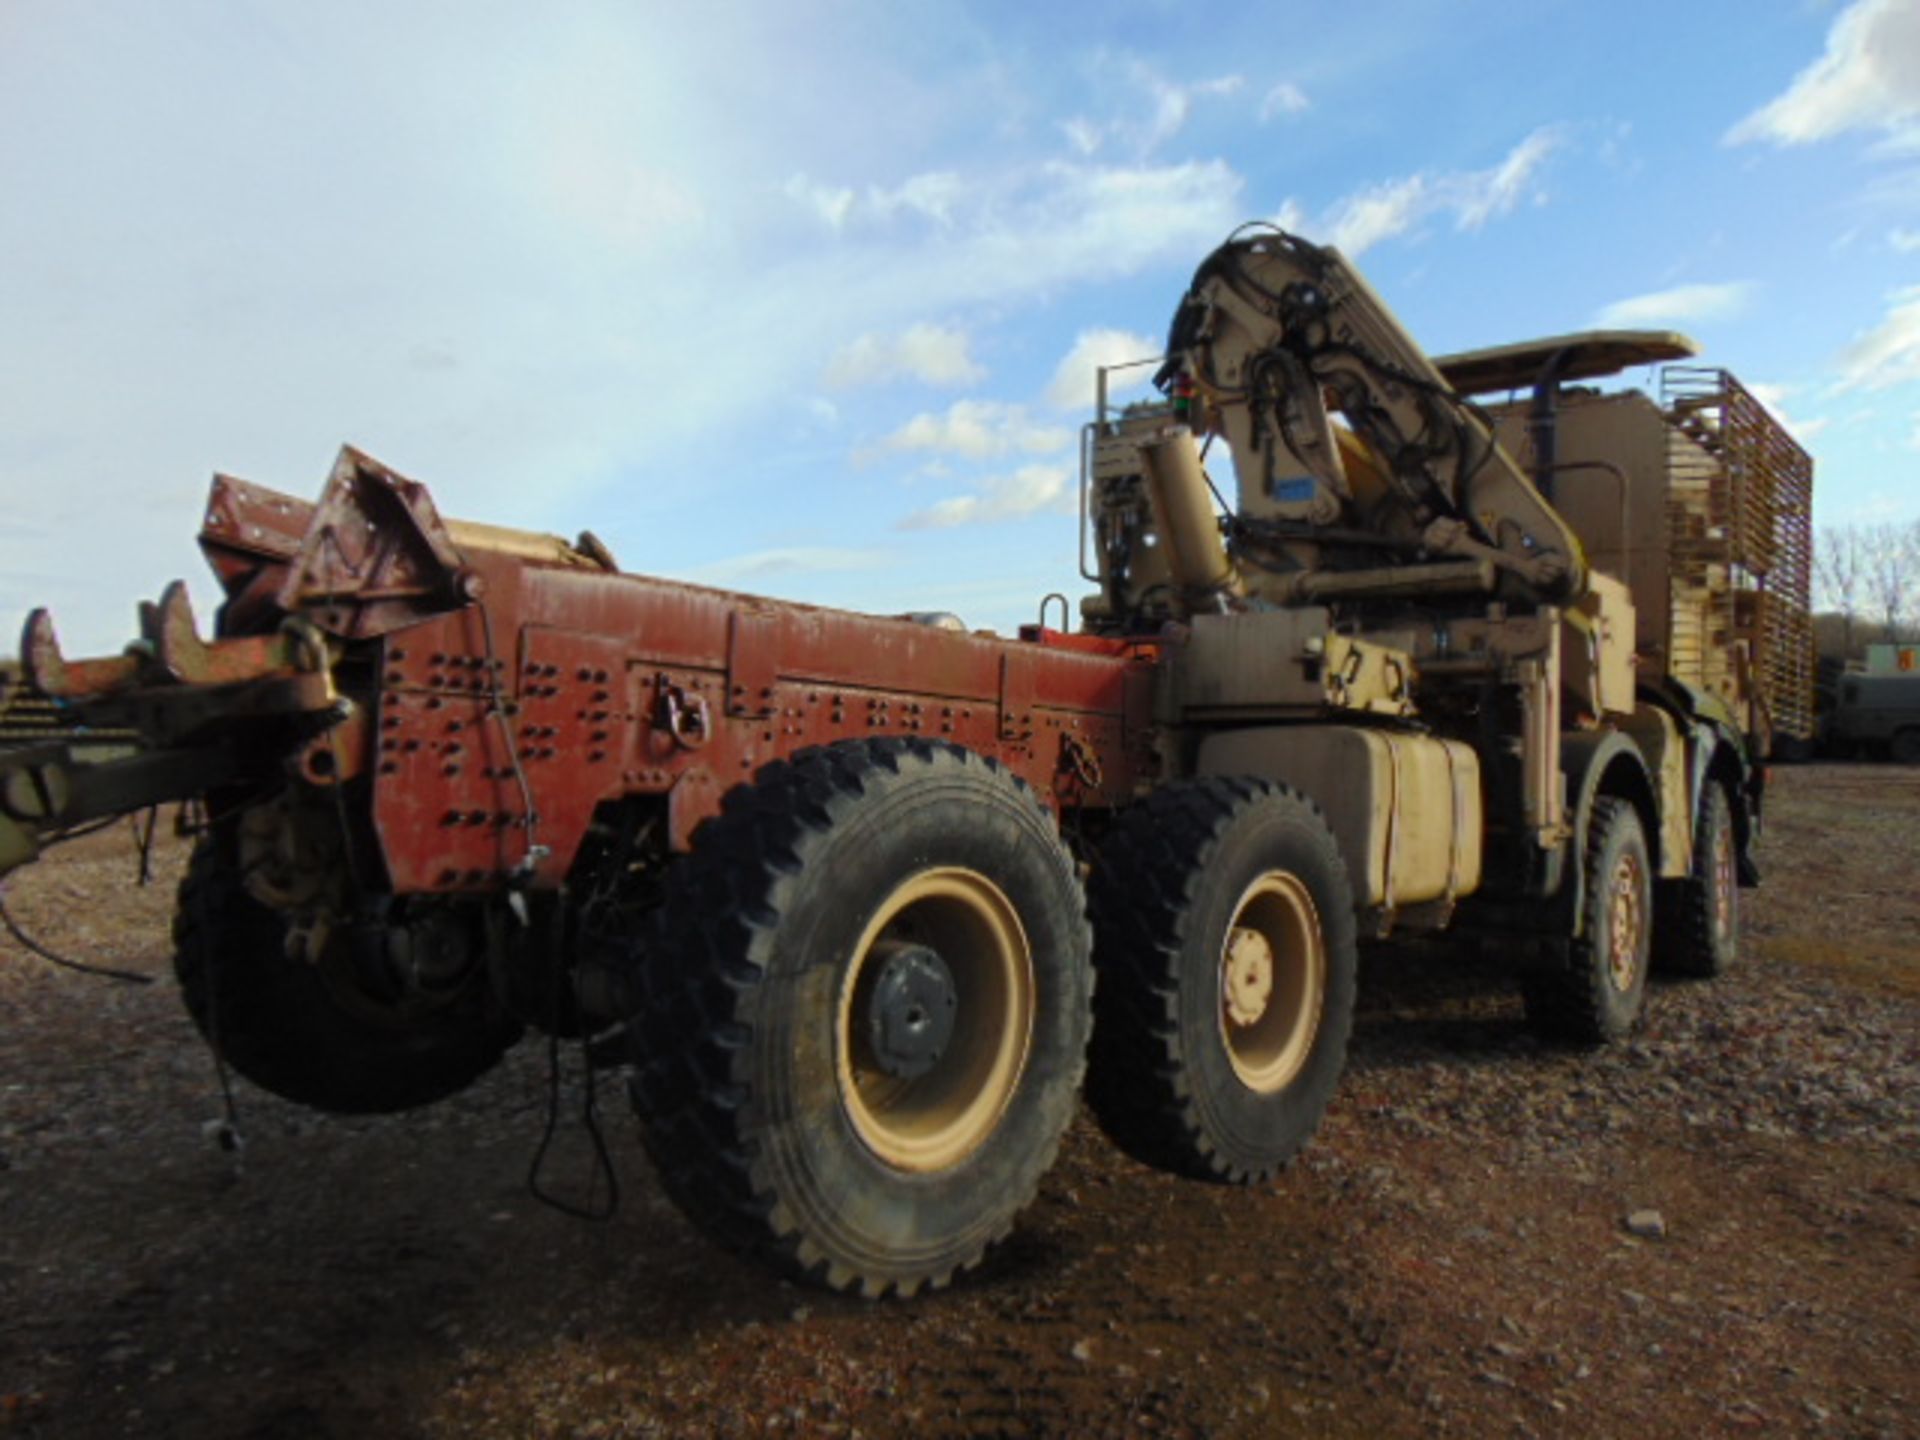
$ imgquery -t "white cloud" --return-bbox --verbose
[1259,83,1310,122]
[1144,71,1243,150]
[786,170,968,230]
[1596,120,1639,176]
[1044,329,1161,411]
[1454,127,1560,229]
[545,154,707,247]
[688,546,890,586]
[873,400,1073,460]
[1871,126,1920,157]
[808,159,1242,311]
[1148,87,1193,151]
[10,12,1244,652]
[785,173,856,229]
[784,158,1239,294]
[1891,228,1920,252]
[1592,281,1755,328]
[1327,174,1430,255]
[866,171,966,227]
[897,463,1077,529]
[1061,116,1102,156]
[1310,127,1564,255]
[1836,285,1920,390]
[825,323,985,388]
[1010,161,1242,275]
[1747,382,1831,443]
[1068,58,1246,157]
[1728,0,1920,146]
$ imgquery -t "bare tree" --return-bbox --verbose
[1908,518,1920,641]
[1861,521,1919,644]
[1815,524,1867,656]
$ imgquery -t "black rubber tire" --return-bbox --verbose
[1891,728,1920,765]
[1654,782,1738,979]
[1086,778,1357,1184]
[173,836,523,1114]
[628,738,1093,1298]
[1522,798,1652,1044]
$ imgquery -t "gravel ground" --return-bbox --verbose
[1,762,1915,1438]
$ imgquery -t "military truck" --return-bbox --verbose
[1826,672,1920,761]
[0,226,1810,1296]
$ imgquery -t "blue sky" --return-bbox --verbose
[2,0,1917,650]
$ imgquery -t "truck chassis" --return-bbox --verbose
[0,228,1809,1296]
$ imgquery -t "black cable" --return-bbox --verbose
[525,1029,620,1222]
[0,887,153,985]
[508,689,614,1223]
[526,902,619,1221]
[1197,439,1233,519]
[131,806,158,887]
[442,587,611,1216]
[474,598,545,878]
[187,842,245,1162]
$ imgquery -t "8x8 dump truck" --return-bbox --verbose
[0,226,1812,1296]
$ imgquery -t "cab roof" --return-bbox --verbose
[1432,330,1699,397]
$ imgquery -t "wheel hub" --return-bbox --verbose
[1608,852,1644,990]
[1218,872,1326,1095]
[837,867,1036,1173]
[864,941,958,1080]
[1223,926,1275,1027]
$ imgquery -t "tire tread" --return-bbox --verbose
[630,738,1088,1298]
[1523,797,1649,1044]
[1087,777,1353,1184]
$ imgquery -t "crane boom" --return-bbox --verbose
[1156,226,1588,605]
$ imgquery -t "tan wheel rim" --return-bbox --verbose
[836,868,1034,1173]
[1218,872,1326,1094]
[1608,850,1645,990]
[1711,819,1736,945]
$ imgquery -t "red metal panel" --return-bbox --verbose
[1000,650,1036,741]
[365,550,1154,892]
[279,449,470,640]
[725,608,779,718]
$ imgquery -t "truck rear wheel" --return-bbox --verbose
[1086,778,1357,1184]
[628,739,1092,1297]
[173,835,522,1114]
[1654,782,1738,979]
[1891,727,1920,765]
[1523,797,1651,1044]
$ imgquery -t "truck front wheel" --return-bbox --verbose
[1523,797,1652,1043]
[1086,778,1357,1183]
[628,739,1092,1297]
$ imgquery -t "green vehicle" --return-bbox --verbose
[1828,672,1920,763]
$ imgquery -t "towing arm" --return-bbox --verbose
[0,584,342,874]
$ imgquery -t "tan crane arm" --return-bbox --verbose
[1158,227,1588,604]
